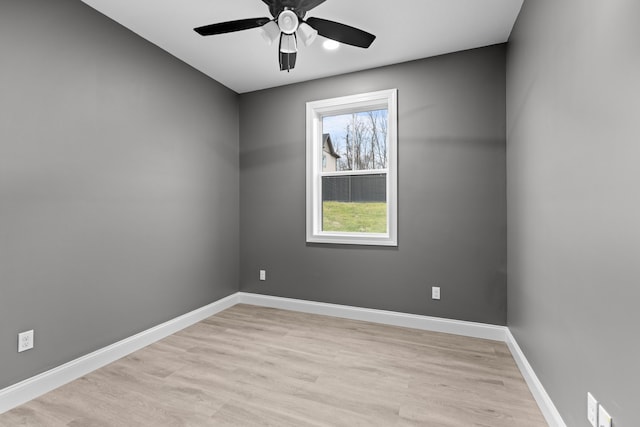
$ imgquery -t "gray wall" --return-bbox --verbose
[0,0,239,389]
[239,45,507,325]
[507,0,640,425]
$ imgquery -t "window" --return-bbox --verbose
[306,89,398,246]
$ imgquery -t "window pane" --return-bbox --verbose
[322,109,388,172]
[322,174,387,233]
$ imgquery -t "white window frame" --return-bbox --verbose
[306,89,398,246]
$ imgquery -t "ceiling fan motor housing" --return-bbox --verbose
[278,10,299,34]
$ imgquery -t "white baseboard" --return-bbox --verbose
[1,291,565,427]
[237,292,508,341]
[0,293,239,414]
[505,329,566,427]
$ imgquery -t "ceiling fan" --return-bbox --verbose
[194,0,376,72]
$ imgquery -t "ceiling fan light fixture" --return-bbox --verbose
[279,33,298,54]
[297,22,318,47]
[278,10,299,34]
[260,20,280,45]
[323,39,340,50]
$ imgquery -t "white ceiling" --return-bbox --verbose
[81,0,523,93]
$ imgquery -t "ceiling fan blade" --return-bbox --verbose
[297,0,327,13]
[306,17,375,48]
[194,17,271,36]
[263,0,282,17]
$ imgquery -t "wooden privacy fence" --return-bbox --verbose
[322,173,386,202]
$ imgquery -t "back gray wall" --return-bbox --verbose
[239,45,507,325]
[0,0,239,389]
[507,0,640,425]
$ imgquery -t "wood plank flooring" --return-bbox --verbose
[0,304,547,426]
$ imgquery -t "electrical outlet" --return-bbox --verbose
[259,269,266,281]
[431,286,440,300]
[598,404,612,427]
[18,330,34,353]
[587,392,598,427]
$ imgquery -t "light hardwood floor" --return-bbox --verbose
[0,304,547,426]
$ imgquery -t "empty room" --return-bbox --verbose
[1,0,638,426]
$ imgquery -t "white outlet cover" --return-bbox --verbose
[598,404,612,427]
[587,392,598,427]
[259,270,266,281]
[18,330,34,352]
[432,286,441,300]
